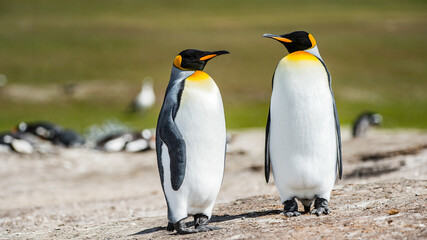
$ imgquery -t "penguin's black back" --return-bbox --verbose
[53,129,85,147]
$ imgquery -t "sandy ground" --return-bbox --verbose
[0,128,426,239]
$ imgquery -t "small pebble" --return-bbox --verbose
[387,209,399,215]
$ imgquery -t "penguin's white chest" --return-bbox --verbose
[269,51,336,200]
[175,77,226,177]
[137,86,155,108]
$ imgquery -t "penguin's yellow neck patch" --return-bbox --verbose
[186,70,210,82]
[286,51,318,61]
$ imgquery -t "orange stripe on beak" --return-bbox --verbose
[273,37,292,43]
[199,54,217,61]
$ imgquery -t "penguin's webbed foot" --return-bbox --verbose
[311,198,330,216]
[173,220,198,234]
[196,225,222,232]
[282,211,301,217]
[282,198,301,217]
[194,214,222,232]
[166,222,174,232]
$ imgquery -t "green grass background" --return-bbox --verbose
[0,0,426,132]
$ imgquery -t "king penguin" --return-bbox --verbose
[263,31,342,216]
[156,49,229,234]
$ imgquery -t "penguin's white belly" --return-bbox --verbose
[270,53,337,201]
[138,87,155,108]
[162,77,226,220]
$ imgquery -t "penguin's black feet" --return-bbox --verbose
[311,198,330,216]
[282,199,301,217]
[194,214,221,232]
[166,222,174,232]
[173,220,198,234]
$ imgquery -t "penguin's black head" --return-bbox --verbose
[173,49,229,71]
[263,31,316,53]
[368,113,383,126]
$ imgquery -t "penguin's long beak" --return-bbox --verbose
[199,50,230,61]
[263,33,292,43]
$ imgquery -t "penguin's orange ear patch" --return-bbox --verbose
[308,34,316,48]
[173,55,183,69]
[199,54,217,61]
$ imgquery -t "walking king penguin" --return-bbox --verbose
[263,31,342,217]
[156,49,229,234]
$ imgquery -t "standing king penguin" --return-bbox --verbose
[263,31,342,216]
[156,49,229,234]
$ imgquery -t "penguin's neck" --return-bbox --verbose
[186,71,210,82]
[141,82,152,91]
[170,66,195,83]
[303,45,323,61]
[141,83,147,91]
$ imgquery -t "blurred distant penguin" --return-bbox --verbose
[124,137,148,152]
[352,112,383,138]
[0,132,34,154]
[130,77,156,113]
[96,130,151,153]
[17,121,59,140]
[17,121,84,147]
[53,129,85,147]
[263,31,342,216]
[156,49,229,234]
[124,129,153,152]
[96,132,133,152]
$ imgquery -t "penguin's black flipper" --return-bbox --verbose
[156,80,187,191]
[318,59,343,180]
[332,97,343,180]
[265,106,271,183]
[265,69,279,183]
[158,117,186,191]
[265,71,276,183]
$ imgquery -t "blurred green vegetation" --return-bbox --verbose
[0,0,426,132]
